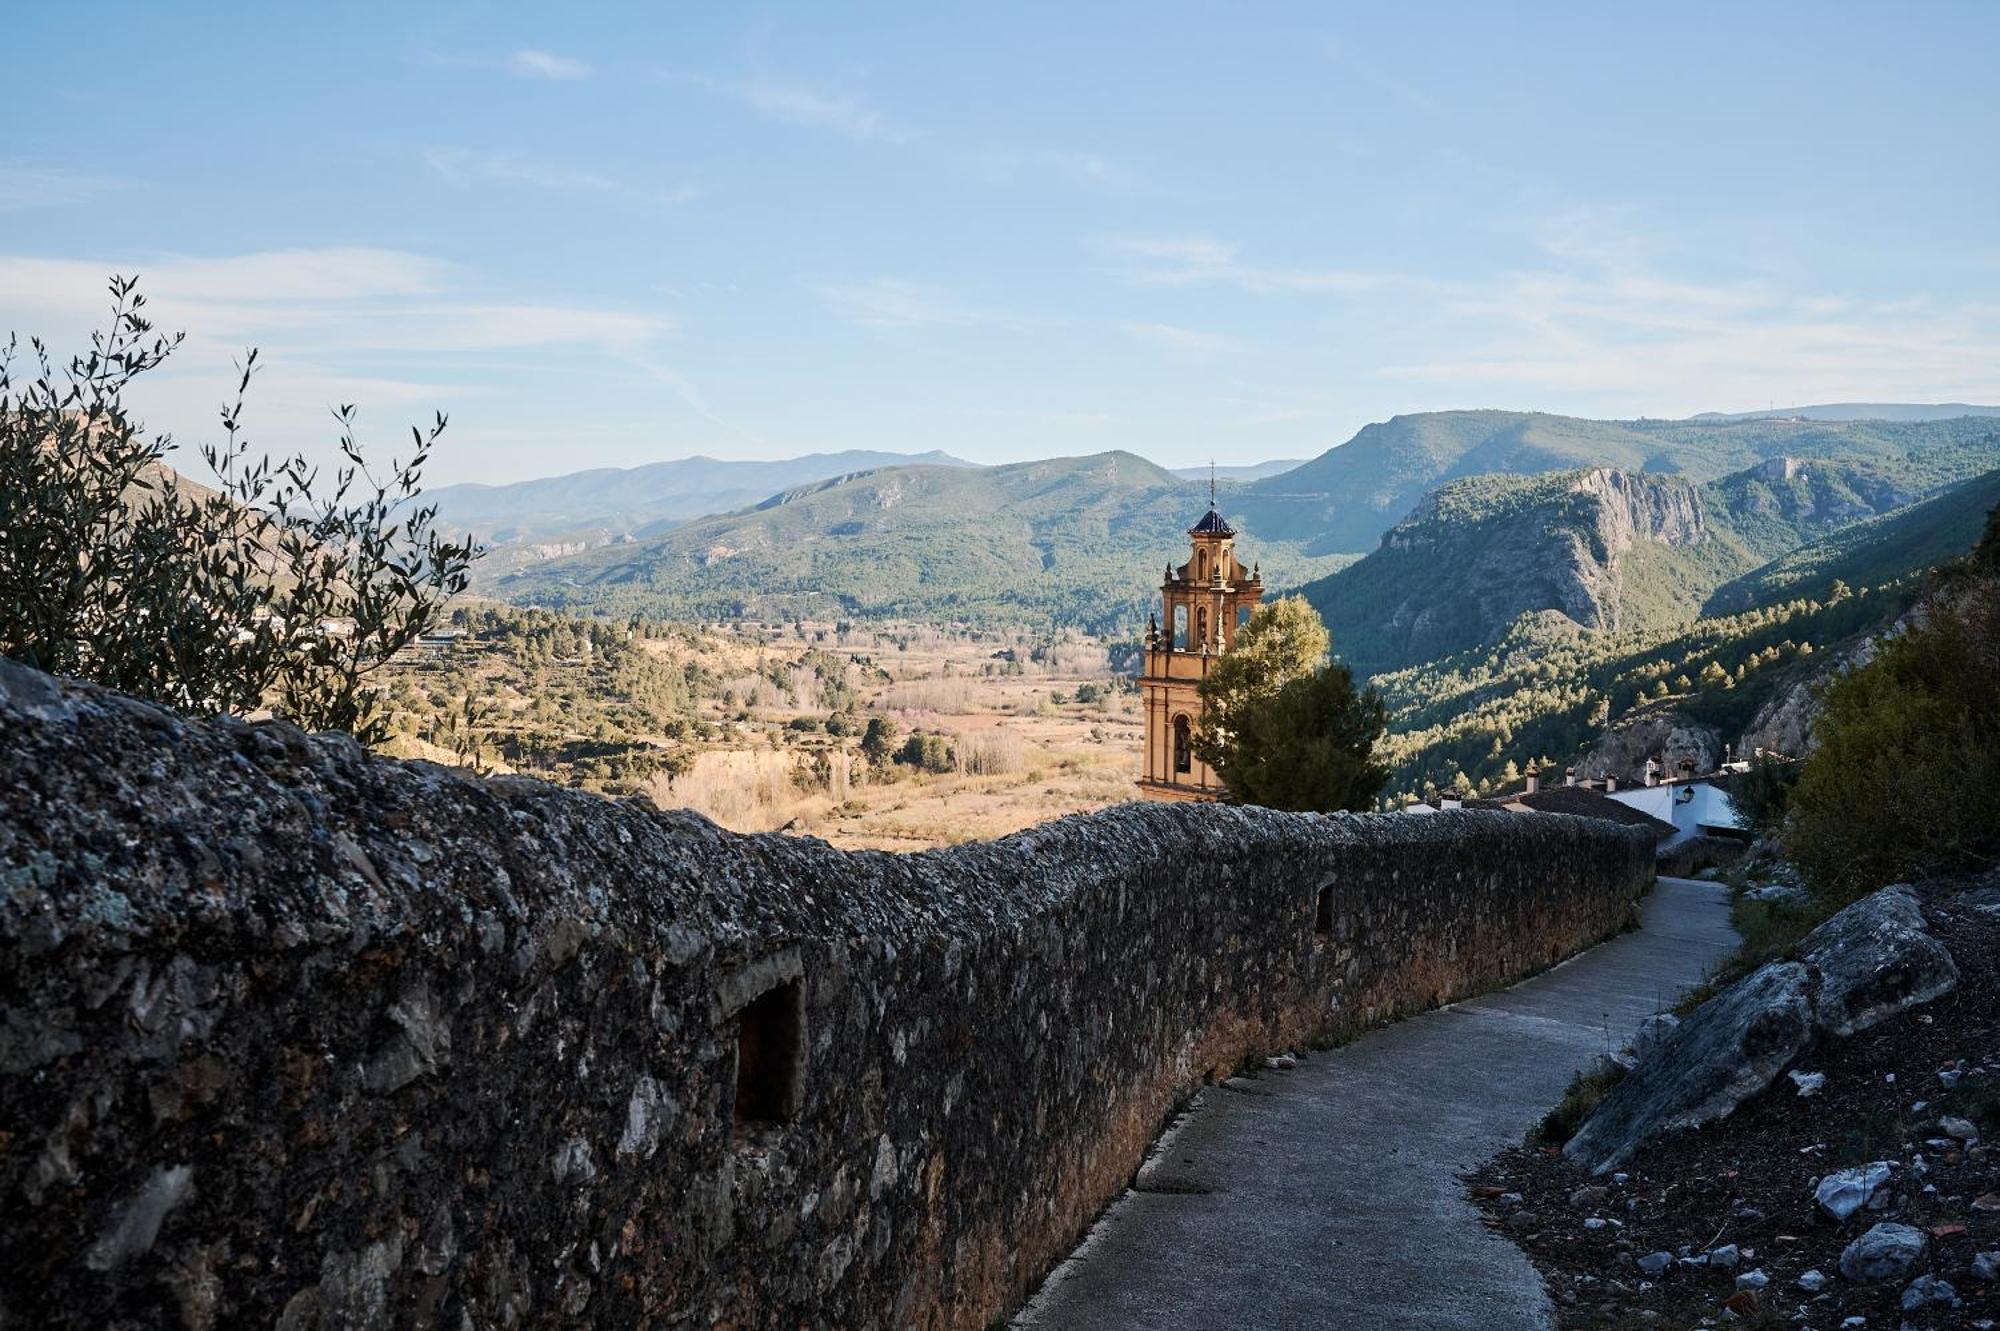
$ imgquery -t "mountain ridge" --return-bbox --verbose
[493,449,1347,631]
[429,448,975,546]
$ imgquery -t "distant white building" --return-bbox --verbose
[1604,770,1744,850]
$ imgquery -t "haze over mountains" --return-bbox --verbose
[1689,403,2000,423]
[428,449,972,547]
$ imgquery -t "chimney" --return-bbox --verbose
[1645,757,1660,787]
[1440,788,1463,812]
[1605,774,1618,794]
[1565,765,1577,787]
[1678,757,1696,788]
[1524,766,1539,795]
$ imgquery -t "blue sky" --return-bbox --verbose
[7,2,1998,484]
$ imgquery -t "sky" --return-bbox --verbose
[6,1,1999,485]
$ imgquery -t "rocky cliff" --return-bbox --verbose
[1305,468,1711,677]
[0,658,1654,1329]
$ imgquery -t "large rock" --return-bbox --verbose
[1839,1223,1927,1283]
[1566,883,1958,1173]
[1564,962,1812,1173]
[1577,706,1720,785]
[1800,885,1958,1036]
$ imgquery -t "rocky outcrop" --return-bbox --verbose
[1736,635,1879,759]
[1314,469,1717,676]
[1577,704,1722,785]
[1565,884,1960,1173]
[1564,963,1813,1174]
[0,659,1654,1330]
[1714,458,1914,536]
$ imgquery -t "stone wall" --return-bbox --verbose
[0,658,1653,1329]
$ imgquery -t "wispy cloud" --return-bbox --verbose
[0,249,677,464]
[1324,40,1443,120]
[1096,219,2000,412]
[961,147,1142,193]
[0,162,125,212]
[1379,275,2000,410]
[692,75,909,143]
[508,49,592,81]
[1122,322,1246,355]
[820,278,994,330]
[423,148,697,206]
[425,149,620,195]
[1096,233,1402,294]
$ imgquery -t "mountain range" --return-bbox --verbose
[428,450,972,548]
[1688,402,2000,423]
[1294,453,1978,679]
[489,410,2000,635]
[1235,409,2000,553]
[493,451,1351,633]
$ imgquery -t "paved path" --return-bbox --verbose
[1014,877,1736,1331]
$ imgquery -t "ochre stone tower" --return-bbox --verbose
[1138,501,1262,800]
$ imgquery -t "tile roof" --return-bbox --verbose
[1188,507,1236,536]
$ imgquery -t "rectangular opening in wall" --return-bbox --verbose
[733,979,802,1132]
[1314,884,1334,939]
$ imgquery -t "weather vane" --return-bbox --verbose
[1209,458,1217,509]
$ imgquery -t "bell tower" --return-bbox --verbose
[1138,484,1262,801]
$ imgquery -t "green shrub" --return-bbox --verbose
[1536,1059,1627,1144]
[1724,754,1800,837]
[895,732,955,773]
[0,278,479,741]
[1193,597,1387,812]
[1785,583,2000,902]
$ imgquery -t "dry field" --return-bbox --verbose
[639,621,1145,850]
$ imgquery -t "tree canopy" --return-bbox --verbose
[1194,596,1387,811]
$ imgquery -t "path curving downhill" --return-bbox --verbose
[1014,876,1736,1331]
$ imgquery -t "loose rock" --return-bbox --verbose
[1837,1222,1927,1283]
[1815,1161,1895,1222]
[1899,1274,1958,1311]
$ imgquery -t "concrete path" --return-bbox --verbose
[1014,877,1737,1331]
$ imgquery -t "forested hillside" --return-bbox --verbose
[1362,470,2000,802]
[1293,455,1983,680]
[1237,410,2000,555]
[495,451,1351,633]
[1706,466,2000,613]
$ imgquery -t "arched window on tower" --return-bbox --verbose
[1197,606,1210,647]
[1173,714,1192,774]
[1197,550,1208,583]
[1173,604,1189,651]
